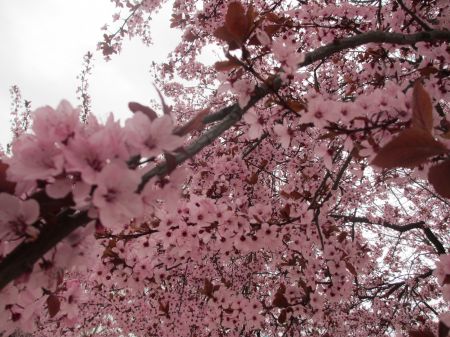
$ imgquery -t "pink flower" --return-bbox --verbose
[300,98,330,128]
[32,100,81,143]
[125,112,183,158]
[92,162,143,230]
[273,121,292,149]
[243,109,264,139]
[60,279,86,322]
[0,193,39,238]
[6,135,64,182]
[232,79,254,108]
[272,37,305,74]
[63,135,105,185]
[45,177,72,199]
[64,116,129,185]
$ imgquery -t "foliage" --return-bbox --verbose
[1,0,450,336]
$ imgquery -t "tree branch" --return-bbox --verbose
[396,0,432,31]
[331,214,447,255]
[299,30,450,67]
[0,211,90,291]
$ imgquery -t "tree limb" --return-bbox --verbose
[331,214,447,255]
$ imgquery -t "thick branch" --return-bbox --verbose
[332,214,447,255]
[0,211,90,291]
[299,30,450,67]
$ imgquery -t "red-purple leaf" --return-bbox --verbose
[0,161,16,194]
[371,128,448,169]
[174,108,210,136]
[246,4,257,24]
[128,102,158,121]
[439,320,450,337]
[409,329,436,337]
[163,152,178,176]
[214,26,235,44]
[278,309,287,324]
[153,86,172,116]
[272,292,289,308]
[214,60,241,72]
[225,2,249,45]
[428,159,450,199]
[47,294,60,318]
[412,81,433,132]
[345,261,357,276]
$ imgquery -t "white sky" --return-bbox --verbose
[0,0,182,147]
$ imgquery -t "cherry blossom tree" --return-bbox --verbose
[1,0,450,336]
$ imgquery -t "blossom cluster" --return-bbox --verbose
[2,101,183,234]
[0,101,185,333]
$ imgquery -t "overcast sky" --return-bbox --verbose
[0,0,182,147]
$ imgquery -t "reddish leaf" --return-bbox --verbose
[264,24,282,37]
[428,159,450,199]
[265,12,281,23]
[184,29,197,42]
[345,261,357,276]
[47,294,60,318]
[371,128,448,169]
[213,26,239,49]
[153,85,172,116]
[169,13,183,28]
[280,203,291,219]
[419,66,438,77]
[247,34,262,46]
[337,232,348,243]
[272,292,289,308]
[214,60,241,72]
[287,100,306,112]
[158,299,170,317]
[439,320,450,337]
[0,161,16,194]
[225,2,249,45]
[409,329,435,337]
[278,309,287,324]
[443,274,450,285]
[174,108,210,136]
[128,102,158,121]
[246,4,257,24]
[412,82,433,132]
[247,172,258,185]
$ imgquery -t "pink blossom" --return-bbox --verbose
[300,98,331,128]
[6,135,64,182]
[60,279,86,322]
[64,116,128,185]
[92,162,143,230]
[243,109,264,139]
[124,112,183,158]
[0,193,39,238]
[32,100,81,143]
[273,121,292,149]
[45,177,72,199]
[232,79,254,108]
[271,37,305,74]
